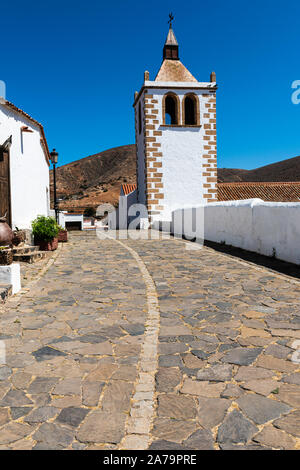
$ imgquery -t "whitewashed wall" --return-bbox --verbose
[0,104,50,229]
[152,89,210,222]
[135,94,146,206]
[172,199,300,265]
[108,190,137,229]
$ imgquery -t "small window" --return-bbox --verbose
[164,94,179,125]
[138,102,142,134]
[184,94,198,125]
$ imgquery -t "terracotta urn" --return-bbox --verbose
[36,237,58,251]
[0,217,13,247]
[58,229,68,242]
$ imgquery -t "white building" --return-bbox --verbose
[133,23,218,228]
[58,211,83,231]
[108,184,137,229]
[0,99,50,229]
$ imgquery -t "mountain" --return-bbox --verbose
[50,144,136,211]
[218,155,300,182]
[50,146,300,211]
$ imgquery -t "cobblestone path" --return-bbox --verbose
[0,231,299,449]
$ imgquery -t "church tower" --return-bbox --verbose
[134,20,217,228]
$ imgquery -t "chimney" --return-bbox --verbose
[210,71,216,82]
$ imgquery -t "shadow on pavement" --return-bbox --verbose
[204,240,300,281]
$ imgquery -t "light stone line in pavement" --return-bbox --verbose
[107,237,160,450]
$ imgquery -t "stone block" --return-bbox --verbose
[0,263,21,294]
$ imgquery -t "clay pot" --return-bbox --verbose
[36,237,58,251]
[0,217,13,247]
[58,230,68,242]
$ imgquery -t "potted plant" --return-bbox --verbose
[57,225,68,242]
[0,246,13,265]
[12,227,26,246]
[31,216,59,251]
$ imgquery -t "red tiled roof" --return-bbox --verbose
[65,211,84,215]
[217,182,300,202]
[2,100,50,165]
[122,183,137,195]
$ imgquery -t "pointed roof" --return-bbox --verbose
[155,59,198,82]
[165,26,178,46]
[156,24,198,82]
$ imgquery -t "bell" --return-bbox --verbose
[0,215,14,246]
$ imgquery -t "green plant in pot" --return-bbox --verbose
[31,216,59,251]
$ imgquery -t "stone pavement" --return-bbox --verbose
[0,231,299,450]
[19,251,52,289]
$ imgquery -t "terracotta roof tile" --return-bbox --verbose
[121,183,137,196]
[217,182,300,202]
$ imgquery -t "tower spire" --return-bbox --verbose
[163,13,179,60]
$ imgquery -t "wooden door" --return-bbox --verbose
[0,149,11,226]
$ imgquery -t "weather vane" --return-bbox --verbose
[168,12,174,27]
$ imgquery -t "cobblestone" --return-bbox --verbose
[0,231,299,449]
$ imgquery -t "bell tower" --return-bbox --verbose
[134,18,218,228]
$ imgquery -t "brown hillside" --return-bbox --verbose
[51,146,300,211]
[50,144,136,211]
[218,155,300,182]
[217,168,249,182]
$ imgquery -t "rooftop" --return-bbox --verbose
[155,59,198,82]
[217,181,300,202]
[121,183,137,196]
[0,99,50,165]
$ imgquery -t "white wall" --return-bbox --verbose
[135,94,146,206]
[172,199,300,265]
[153,89,209,222]
[0,104,50,229]
[108,190,137,229]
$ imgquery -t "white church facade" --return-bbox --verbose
[0,99,50,229]
[133,23,218,228]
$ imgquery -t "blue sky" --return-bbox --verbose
[1,0,299,169]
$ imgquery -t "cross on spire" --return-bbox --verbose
[163,13,178,60]
[168,12,174,28]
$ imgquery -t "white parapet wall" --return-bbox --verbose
[171,199,300,265]
[0,263,21,294]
